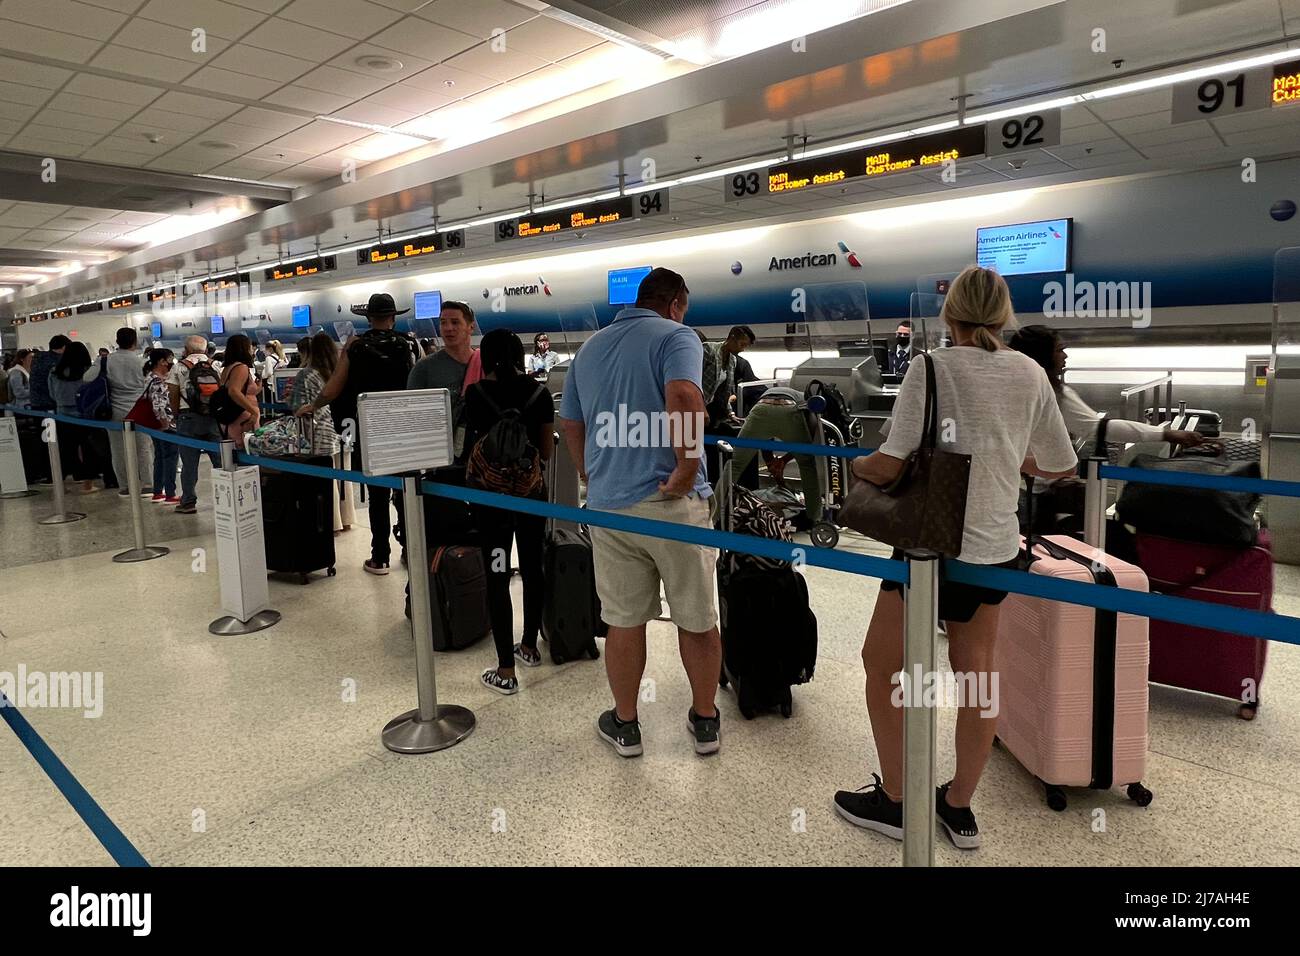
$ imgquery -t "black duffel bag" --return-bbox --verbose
[1116,453,1260,546]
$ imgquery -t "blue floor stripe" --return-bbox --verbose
[0,692,148,867]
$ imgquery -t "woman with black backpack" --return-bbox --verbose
[463,329,554,695]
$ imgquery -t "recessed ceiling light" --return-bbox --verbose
[443,79,455,88]
[355,54,404,74]
[199,140,239,150]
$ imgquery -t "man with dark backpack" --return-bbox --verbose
[168,335,220,515]
[296,292,419,574]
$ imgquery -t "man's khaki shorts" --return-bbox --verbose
[590,492,718,633]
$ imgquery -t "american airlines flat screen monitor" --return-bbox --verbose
[608,266,652,305]
[975,218,1072,276]
[210,315,224,335]
[413,291,442,322]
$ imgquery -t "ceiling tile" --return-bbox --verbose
[402,62,497,98]
[328,101,418,127]
[94,135,173,156]
[0,0,129,40]
[294,64,390,99]
[365,16,478,61]
[90,44,205,83]
[262,84,352,113]
[0,79,56,107]
[7,136,86,157]
[150,90,243,119]
[1139,138,1223,160]
[194,119,283,148]
[65,73,166,106]
[1058,105,1097,129]
[503,16,599,61]
[1046,137,1134,161]
[242,15,356,59]
[223,0,288,12]
[1087,89,1173,121]
[0,54,74,89]
[77,0,148,12]
[123,108,218,134]
[208,156,292,178]
[279,0,402,37]
[1127,122,1218,147]
[112,17,232,63]
[416,0,533,38]
[1106,112,1174,135]
[0,205,63,226]
[357,84,449,115]
[330,42,434,79]
[136,0,269,40]
[0,21,102,62]
[22,123,104,146]
[46,91,143,120]
[184,65,283,98]
[208,41,314,81]
[1059,122,1113,145]
[267,118,367,152]
[243,142,316,163]
[444,41,547,82]
[228,106,311,133]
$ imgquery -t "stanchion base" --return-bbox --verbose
[0,489,39,498]
[382,705,476,754]
[208,608,281,636]
[38,512,86,524]
[112,545,171,563]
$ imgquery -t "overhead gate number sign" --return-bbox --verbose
[494,189,669,243]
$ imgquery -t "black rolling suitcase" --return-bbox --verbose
[260,454,336,583]
[540,436,602,664]
[716,445,817,718]
[427,545,491,651]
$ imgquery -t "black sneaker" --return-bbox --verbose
[936,783,980,849]
[513,643,542,667]
[833,774,903,841]
[364,559,389,576]
[480,668,518,696]
[687,708,721,755]
[596,709,643,757]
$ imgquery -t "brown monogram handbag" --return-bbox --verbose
[838,353,972,556]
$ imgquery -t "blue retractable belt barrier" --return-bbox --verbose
[420,479,910,583]
[134,424,223,453]
[0,692,149,866]
[235,451,404,490]
[701,433,877,458]
[1100,463,1300,499]
[947,560,1299,646]
[0,404,124,430]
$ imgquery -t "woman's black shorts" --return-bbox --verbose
[879,550,1021,624]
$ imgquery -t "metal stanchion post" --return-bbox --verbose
[1083,458,1107,550]
[902,549,939,868]
[37,417,86,524]
[382,475,476,754]
[112,422,170,563]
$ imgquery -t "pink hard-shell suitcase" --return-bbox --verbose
[1136,529,1272,719]
[994,535,1153,811]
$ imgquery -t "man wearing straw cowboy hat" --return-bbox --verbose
[297,292,419,574]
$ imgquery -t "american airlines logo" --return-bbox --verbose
[768,241,861,271]
[482,276,552,298]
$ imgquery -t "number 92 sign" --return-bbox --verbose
[985,109,1062,156]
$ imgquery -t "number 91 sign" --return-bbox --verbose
[1171,67,1271,124]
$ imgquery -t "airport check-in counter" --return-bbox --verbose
[1268,354,1300,563]
[788,354,900,447]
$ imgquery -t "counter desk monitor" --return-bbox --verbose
[789,354,886,414]
[149,321,162,339]
[291,304,311,328]
[271,368,299,405]
[210,315,225,335]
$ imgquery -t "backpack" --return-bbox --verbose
[334,330,418,430]
[465,382,546,497]
[75,356,112,421]
[209,362,250,426]
[184,359,221,414]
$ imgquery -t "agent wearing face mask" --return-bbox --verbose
[887,321,914,376]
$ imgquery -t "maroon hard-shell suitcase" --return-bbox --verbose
[1135,529,1272,719]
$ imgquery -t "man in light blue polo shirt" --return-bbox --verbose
[559,267,721,759]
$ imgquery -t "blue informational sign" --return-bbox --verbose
[291,304,311,328]
[210,315,225,334]
[149,321,162,338]
[975,218,1072,276]
[607,266,652,305]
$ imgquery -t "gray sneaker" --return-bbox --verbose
[687,708,721,755]
[597,709,643,757]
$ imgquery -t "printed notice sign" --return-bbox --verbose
[0,416,29,495]
[212,466,269,622]
[357,388,454,476]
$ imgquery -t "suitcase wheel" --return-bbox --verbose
[588,645,600,661]
[327,566,337,577]
[1237,702,1258,721]
[1044,784,1067,812]
[299,573,309,585]
[780,701,792,719]
[718,666,728,689]
[810,521,839,549]
[1126,783,1153,808]
[739,704,757,720]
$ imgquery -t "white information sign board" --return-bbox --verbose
[358,388,453,476]
[0,416,29,495]
[212,465,269,622]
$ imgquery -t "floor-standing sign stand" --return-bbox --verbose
[37,417,86,525]
[361,388,475,755]
[0,412,37,499]
[209,439,281,635]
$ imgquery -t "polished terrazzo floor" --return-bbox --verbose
[2,470,1298,867]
